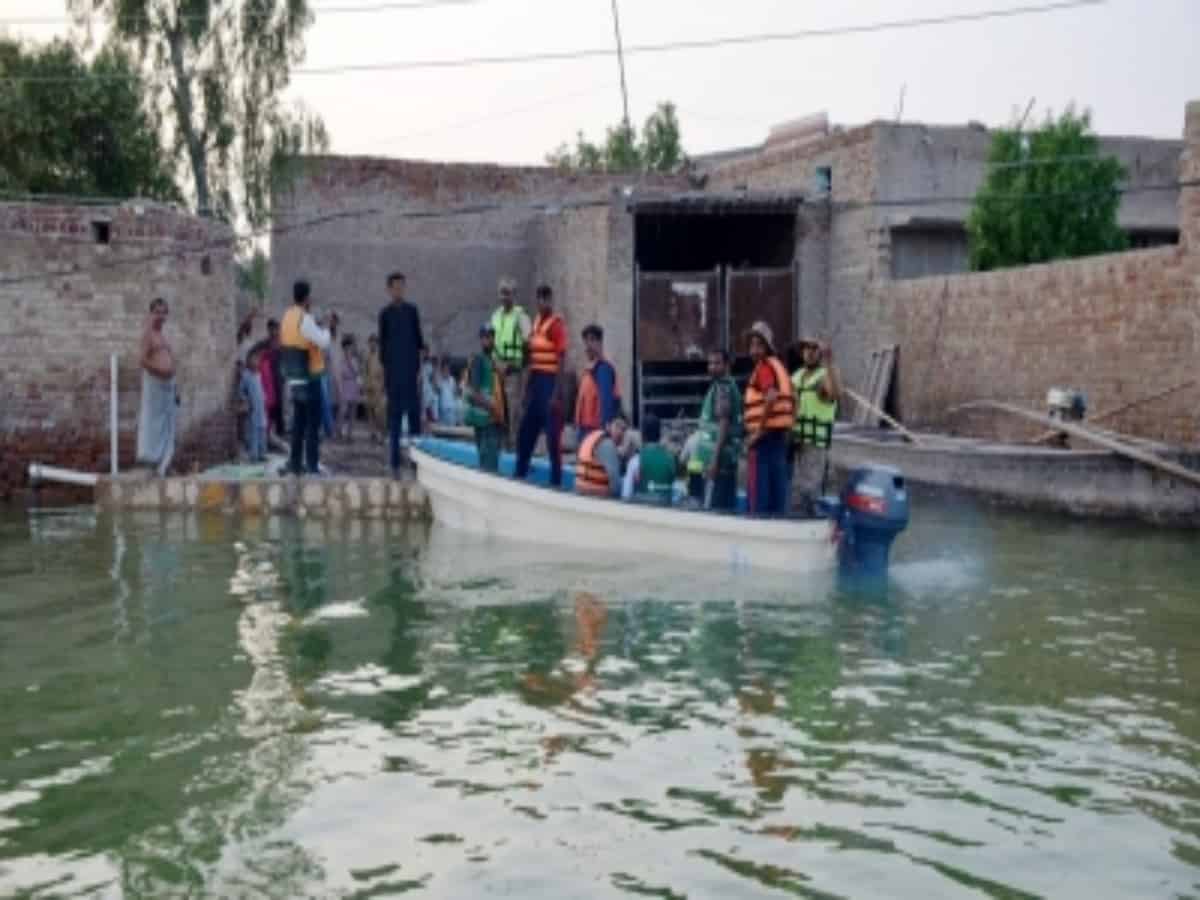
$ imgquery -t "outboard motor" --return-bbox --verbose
[835,465,909,578]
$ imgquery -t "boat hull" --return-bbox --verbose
[411,446,839,575]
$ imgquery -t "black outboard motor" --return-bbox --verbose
[835,465,909,578]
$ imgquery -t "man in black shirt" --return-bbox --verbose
[378,272,426,475]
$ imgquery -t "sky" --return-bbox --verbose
[2,0,1197,165]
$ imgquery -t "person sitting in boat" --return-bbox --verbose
[621,413,677,505]
[744,321,795,517]
[463,323,507,473]
[574,323,621,440]
[790,336,842,516]
[575,412,629,499]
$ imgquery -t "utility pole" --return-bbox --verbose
[610,0,631,129]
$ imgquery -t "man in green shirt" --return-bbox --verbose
[490,276,530,449]
[621,414,678,505]
[693,349,743,512]
[790,337,841,515]
[463,323,507,472]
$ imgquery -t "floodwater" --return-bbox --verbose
[1,500,1198,899]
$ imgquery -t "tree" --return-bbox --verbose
[235,247,269,303]
[0,38,180,201]
[967,107,1127,271]
[547,101,686,174]
[69,0,329,228]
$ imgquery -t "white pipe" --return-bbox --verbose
[110,353,119,476]
[29,463,99,488]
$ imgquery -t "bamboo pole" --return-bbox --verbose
[843,387,923,445]
[950,400,1200,490]
[1030,379,1196,444]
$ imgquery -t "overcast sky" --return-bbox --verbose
[4,0,1197,165]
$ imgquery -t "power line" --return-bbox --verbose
[1,174,1190,290]
[0,0,1105,83]
[0,0,481,28]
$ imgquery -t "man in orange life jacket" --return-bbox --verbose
[574,323,620,440]
[744,320,795,517]
[515,284,568,487]
[575,411,628,499]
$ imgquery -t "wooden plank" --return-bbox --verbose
[871,345,897,415]
[1030,379,1196,444]
[950,400,1200,490]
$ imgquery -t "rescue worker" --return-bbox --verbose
[279,279,332,476]
[491,276,530,448]
[621,413,677,504]
[515,284,567,487]
[463,323,507,472]
[743,321,795,517]
[693,348,743,512]
[575,411,628,499]
[790,337,842,516]
[574,323,620,439]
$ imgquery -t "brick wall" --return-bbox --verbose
[885,101,1200,446]
[271,156,683,362]
[0,203,237,500]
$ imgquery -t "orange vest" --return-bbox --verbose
[280,306,325,377]
[528,313,563,374]
[744,356,794,434]
[574,357,621,431]
[575,430,611,497]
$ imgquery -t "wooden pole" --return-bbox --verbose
[950,400,1200,490]
[1030,379,1196,444]
[843,387,923,445]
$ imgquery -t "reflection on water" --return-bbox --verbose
[1,503,1198,898]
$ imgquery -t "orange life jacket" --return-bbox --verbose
[575,430,611,497]
[574,357,621,431]
[280,306,325,377]
[528,313,564,374]
[744,355,795,434]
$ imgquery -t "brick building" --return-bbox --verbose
[0,202,238,501]
[272,101,1195,443]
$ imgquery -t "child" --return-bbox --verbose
[436,357,460,425]
[364,334,386,443]
[240,347,267,462]
[337,334,362,441]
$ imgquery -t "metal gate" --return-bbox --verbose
[726,267,795,356]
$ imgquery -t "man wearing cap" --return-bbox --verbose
[464,322,507,473]
[491,276,531,448]
[743,321,795,517]
[790,337,842,515]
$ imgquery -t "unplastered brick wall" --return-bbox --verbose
[886,100,1200,446]
[271,156,683,361]
[0,203,237,500]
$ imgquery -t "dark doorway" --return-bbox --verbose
[635,212,796,271]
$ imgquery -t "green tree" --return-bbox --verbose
[69,0,329,227]
[0,38,180,200]
[236,247,269,302]
[967,107,1127,271]
[547,101,686,174]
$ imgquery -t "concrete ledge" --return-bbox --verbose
[96,475,431,521]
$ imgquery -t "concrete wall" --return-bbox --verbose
[884,101,1200,446]
[271,156,680,363]
[0,203,237,500]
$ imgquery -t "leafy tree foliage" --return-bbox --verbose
[967,107,1128,271]
[548,101,685,174]
[0,38,180,201]
[69,0,329,227]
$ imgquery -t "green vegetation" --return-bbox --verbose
[547,101,686,174]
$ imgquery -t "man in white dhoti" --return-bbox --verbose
[136,297,178,477]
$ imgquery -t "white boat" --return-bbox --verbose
[411,438,855,575]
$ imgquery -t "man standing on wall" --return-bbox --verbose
[136,297,178,477]
[279,280,331,476]
[378,272,426,477]
[743,321,795,517]
[790,337,841,516]
[574,324,620,440]
[514,284,567,487]
[491,276,530,449]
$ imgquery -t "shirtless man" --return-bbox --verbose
[136,297,178,476]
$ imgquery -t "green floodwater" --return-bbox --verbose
[0,502,1198,900]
